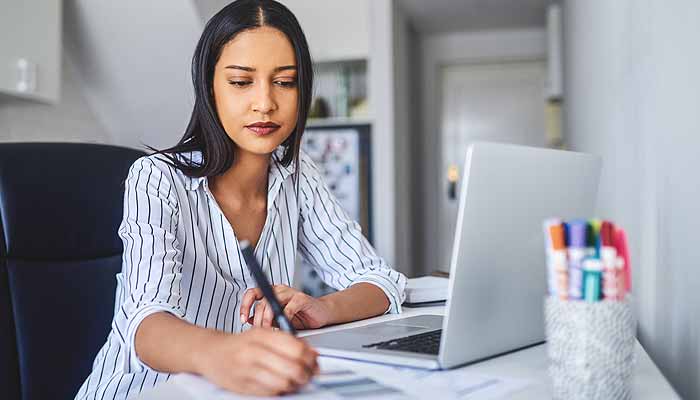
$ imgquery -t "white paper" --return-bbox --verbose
[173,358,404,399]
[172,357,529,399]
[324,358,531,400]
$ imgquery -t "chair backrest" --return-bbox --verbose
[0,142,146,400]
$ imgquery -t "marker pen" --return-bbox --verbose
[600,221,619,300]
[588,218,602,258]
[544,219,561,296]
[582,257,603,302]
[545,220,568,300]
[614,227,632,298]
[585,221,599,272]
[566,220,587,300]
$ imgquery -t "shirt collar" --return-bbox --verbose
[269,145,297,182]
[181,151,205,191]
[184,146,296,191]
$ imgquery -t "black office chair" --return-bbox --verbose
[0,142,146,400]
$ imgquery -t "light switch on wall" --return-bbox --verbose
[16,58,37,94]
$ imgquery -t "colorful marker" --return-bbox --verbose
[614,227,632,297]
[566,220,588,300]
[588,219,602,258]
[543,219,558,296]
[544,218,631,303]
[582,258,603,302]
[585,221,599,272]
[545,220,568,300]
[600,221,620,300]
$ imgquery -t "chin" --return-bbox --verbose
[237,137,287,156]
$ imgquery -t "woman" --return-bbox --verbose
[76,0,406,398]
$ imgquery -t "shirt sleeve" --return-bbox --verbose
[112,156,186,373]
[297,155,407,314]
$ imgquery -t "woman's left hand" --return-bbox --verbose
[239,285,333,330]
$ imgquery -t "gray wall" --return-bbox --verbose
[367,0,399,269]
[564,1,700,398]
[0,18,109,144]
[0,0,199,149]
[392,2,420,277]
[63,0,200,150]
[0,0,61,103]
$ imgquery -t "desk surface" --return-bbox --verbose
[137,305,679,399]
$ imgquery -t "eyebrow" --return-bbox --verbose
[224,65,297,72]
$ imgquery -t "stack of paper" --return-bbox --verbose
[404,276,449,304]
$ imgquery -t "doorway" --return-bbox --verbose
[437,60,547,271]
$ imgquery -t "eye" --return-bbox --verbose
[275,80,297,88]
[228,80,252,87]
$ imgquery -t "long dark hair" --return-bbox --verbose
[151,0,313,178]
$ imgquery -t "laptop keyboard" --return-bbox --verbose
[362,329,442,355]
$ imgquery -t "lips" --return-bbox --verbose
[246,121,280,136]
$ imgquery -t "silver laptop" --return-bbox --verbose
[303,142,601,369]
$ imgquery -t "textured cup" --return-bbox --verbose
[545,296,636,400]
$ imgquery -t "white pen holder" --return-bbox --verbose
[544,296,636,400]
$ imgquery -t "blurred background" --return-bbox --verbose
[1,0,698,398]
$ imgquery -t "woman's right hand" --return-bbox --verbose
[193,327,319,396]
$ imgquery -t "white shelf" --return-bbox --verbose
[306,117,373,128]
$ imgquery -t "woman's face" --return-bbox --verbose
[213,26,299,157]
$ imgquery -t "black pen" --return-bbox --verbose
[239,240,296,335]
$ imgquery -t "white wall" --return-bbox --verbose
[415,28,546,276]
[564,1,700,398]
[277,0,370,62]
[195,0,370,62]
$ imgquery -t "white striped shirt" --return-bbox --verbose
[75,147,407,400]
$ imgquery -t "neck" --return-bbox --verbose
[210,149,270,203]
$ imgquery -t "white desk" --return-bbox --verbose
[137,305,679,399]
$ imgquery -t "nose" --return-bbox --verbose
[252,82,277,115]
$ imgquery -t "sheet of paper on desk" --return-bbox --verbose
[324,357,531,400]
[172,359,405,399]
[173,357,530,399]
